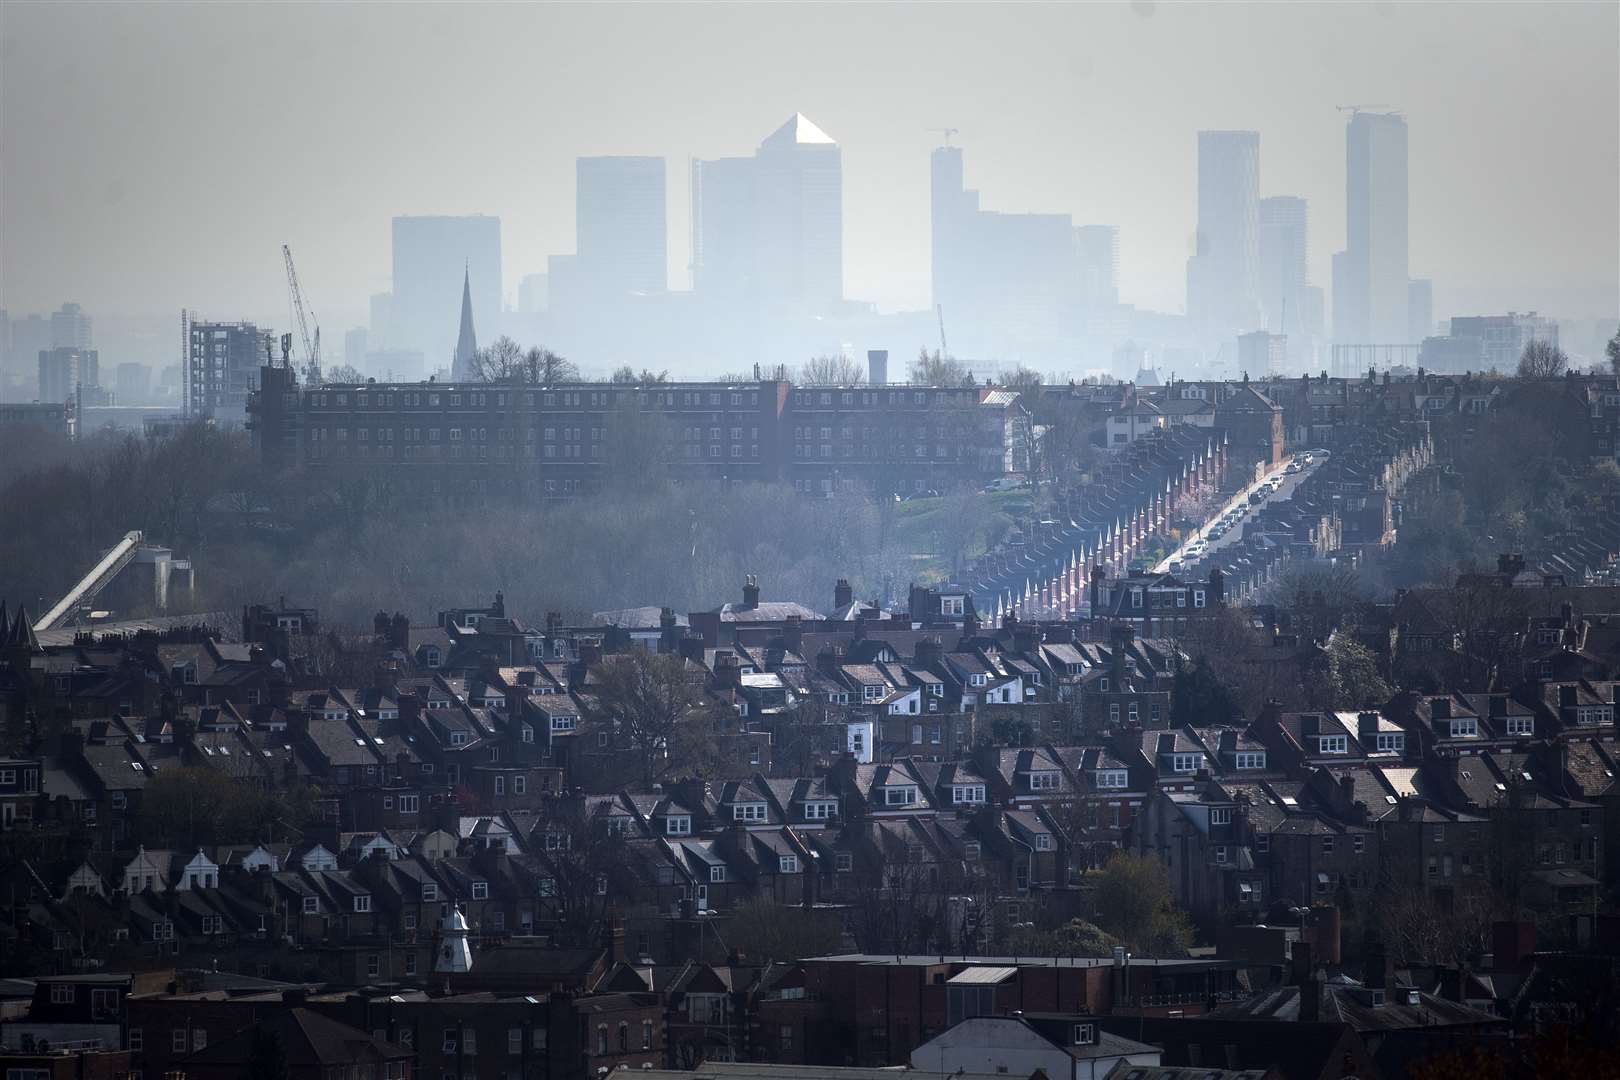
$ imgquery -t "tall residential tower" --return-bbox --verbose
[1334,111,1409,343]
[1187,131,1261,334]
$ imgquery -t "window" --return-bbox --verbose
[1235,752,1266,769]
[1506,716,1533,736]
[1318,736,1348,754]
[1322,836,1335,854]
[885,786,918,806]
[129,1028,143,1052]
[1072,1023,1096,1046]
[513,776,527,795]
[1449,718,1478,738]
[173,1029,189,1053]
[952,785,985,805]
[1354,835,1365,854]
[508,1029,523,1055]
[1028,771,1059,791]
[709,865,726,883]
[779,855,800,873]
[1210,808,1232,825]
[1170,753,1200,773]
[1256,834,1270,853]
[1214,846,1228,864]
[835,853,853,872]
[303,896,319,914]
[666,815,692,835]
[1096,770,1128,788]
[368,954,381,977]
[422,883,438,902]
[50,984,74,1004]
[1035,834,1053,851]
[1375,733,1405,753]
[803,801,837,820]
[732,802,767,822]
[353,894,372,913]
[472,881,489,900]
[398,795,419,814]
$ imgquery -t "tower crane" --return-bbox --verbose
[1335,104,1392,116]
[282,244,322,385]
[930,127,960,145]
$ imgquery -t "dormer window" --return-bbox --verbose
[1169,753,1201,773]
[733,802,767,822]
[1318,736,1348,754]
[1071,1023,1095,1046]
[803,801,837,820]
[951,784,986,805]
[450,731,470,746]
[709,865,726,883]
[471,881,488,900]
[1506,717,1533,736]
[666,815,692,835]
[1234,752,1266,769]
[1448,719,1478,738]
[1375,733,1405,753]
[421,883,437,901]
[884,785,919,807]
[1576,707,1611,726]
[941,596,965,617]
[1095,770,1128,789]
[863,684,883,702]
[778,855,799,873]
[1210,808,1232,825]
[1027,771,1060,791]
[1035,834,1053,851]
[969,674,986,688]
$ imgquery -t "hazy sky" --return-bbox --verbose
[3,1,1616,330]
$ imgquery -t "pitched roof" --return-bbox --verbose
[762,112,836,147]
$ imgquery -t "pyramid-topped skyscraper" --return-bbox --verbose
[692,113,843,320]
[452,266,478,380]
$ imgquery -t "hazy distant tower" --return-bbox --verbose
[576,156,667,299]
[1187,131,1261,333]
[1334,111,1409,343]
[1257,196,1309,336]
[693,114,843,317]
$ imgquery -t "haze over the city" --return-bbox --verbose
[3,0,1615,332]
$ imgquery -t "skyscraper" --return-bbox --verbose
[692,114,843,317]
[1334,111,1409,343]
[1257,197,1308,336]
[930,144,1089,351]
[1187,131,1261,333]
[38,347,98,404]
[1074,225,1120,310]
[576,156,667,298]
[50,303,92,350]
[1407,279,1434,342]
[390,216,501,369]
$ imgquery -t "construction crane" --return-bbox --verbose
[931,127,959,145]
[1336,104,1392,116]
[283,244,322,385]
[936,304,950,358]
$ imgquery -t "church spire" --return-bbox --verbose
[452,264,478,380]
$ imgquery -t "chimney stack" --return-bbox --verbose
[743,575,761,609]
[867,350,889,386]
[1293,941,1319,1022]
[834,579,853,611]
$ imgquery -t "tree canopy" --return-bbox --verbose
[1090,852,1194,956]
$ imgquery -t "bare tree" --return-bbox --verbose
[1516,339,1568,379]
[587,650,706,787]
[910,349,971,386]
[798,354,865,386]
[1607,324,1620,376]
[525,346,578,384]
[1000,365,1044,391]
[609,365,668,384]
[471,336,576,383]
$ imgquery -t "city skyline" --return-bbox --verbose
[2,2,1614,330]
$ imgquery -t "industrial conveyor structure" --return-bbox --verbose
[33,531,194,633]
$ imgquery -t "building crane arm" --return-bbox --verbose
[283,244,322,385]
